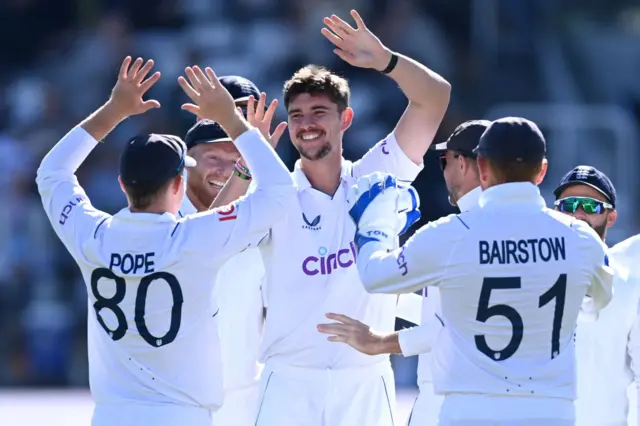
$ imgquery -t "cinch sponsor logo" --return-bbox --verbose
[381,139,390,155]
[59,195,86,225]
[397,246,408,276]
[302,242,357,276]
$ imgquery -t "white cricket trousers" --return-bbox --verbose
[92,403,212,426]
[437,394,575,426]
[212,385,260,426]
[254,360,396,426]
[407,382,443,426]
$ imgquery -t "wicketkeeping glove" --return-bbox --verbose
[347,172,421,251]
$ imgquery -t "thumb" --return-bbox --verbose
[270,122,288,146]
[142,99,161,111]
[181,103,201,116]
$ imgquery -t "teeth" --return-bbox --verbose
[301,133,320,141]
[208,180,225,187]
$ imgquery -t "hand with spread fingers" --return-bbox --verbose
[108,56,162,118]
[321,10,392,71]
[242,93,288,149]
[178,66,237,124]
[317,313,388,356]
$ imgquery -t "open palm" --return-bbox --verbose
[321,10,391,71]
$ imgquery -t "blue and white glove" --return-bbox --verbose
[347,172,421,251]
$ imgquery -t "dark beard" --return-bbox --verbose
[298,143,332,161]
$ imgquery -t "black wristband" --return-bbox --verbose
[381,53,399,74]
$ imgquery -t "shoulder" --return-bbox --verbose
[609,234,640,261]
[412,213,470,242]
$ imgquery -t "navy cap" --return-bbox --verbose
[554,165,617,208]
[219,76,260,104]
[432,120,491,156]
[184,119,233,150]
[473,117,546,164]
[120,134,196,188]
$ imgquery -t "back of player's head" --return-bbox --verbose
[283,65,350,113]
[474,117,547,187]
[119,134,196,210]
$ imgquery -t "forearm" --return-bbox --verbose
[357,242,424,294]
[386,52,450,109]
[80,101,126,143]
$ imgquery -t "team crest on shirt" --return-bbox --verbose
[302,213,321,231]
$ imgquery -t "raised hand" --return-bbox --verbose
[243,93,287,148]
[321,10,392,71]
[108,56,161,118]
[178,66,237,124]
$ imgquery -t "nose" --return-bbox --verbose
[572,207,588,221]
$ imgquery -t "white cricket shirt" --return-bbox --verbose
[575,234,640,426]
[398,186,482,387]
[357,182,613,399]
[259,132,423,368]
[36,126,295,410]
[179,196,266,393]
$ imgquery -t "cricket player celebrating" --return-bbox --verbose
[36,57,296,426]
[348,117,614,425]
[212,9,450,426]
[552,166,640,426]
[318,120,489,426]
[179,77,286,426]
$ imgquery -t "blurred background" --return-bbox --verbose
[1,0,640,419]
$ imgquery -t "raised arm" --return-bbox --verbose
[177,67,295,258]
[37,57,161,260]
[322,9,451,164]
[210,93,288,209]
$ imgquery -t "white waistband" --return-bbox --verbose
[264,359,391,381]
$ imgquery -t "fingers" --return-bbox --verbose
[177,76,199,102]
[321,28,345,49]
[327,335,347,343]
[325,313,359,324]
[316,323,350,335]
[350,10,367,30]
[246,96,256,123]
[270,122,288,144]
[119,56,132,80]
[324,17,350,39]
[128,58,144,80]
[205,67,219,86]
[192,66,212,89]
[255,92,267,121]
[185,67,203,90]
[134,59,155,85]
[330,15,355,36]
[139,71,161,93]
[333,49,355,63]
[181,103,201,116]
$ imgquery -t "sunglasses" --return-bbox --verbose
[439,152,475,171]
[554,196,613,214]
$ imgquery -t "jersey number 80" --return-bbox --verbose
[90,268,183,348]
[474,274,566,361]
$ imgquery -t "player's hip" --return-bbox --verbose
[92,403,212,426]
[213,385,260,426]
[263,358,392,383]
[408,384,443,426]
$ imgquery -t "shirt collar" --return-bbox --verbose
[457,186,482,212]
[478,182,546,209]
[292,159,352,191]
[178,196,198,217]
[114,208,178,223]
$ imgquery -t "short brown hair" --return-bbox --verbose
[123,177,176,210]
[283,65,350,112]
[485,157,542,184]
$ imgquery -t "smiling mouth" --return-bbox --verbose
[299,131,323,142]
[208,180,225,189]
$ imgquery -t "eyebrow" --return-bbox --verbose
[288,105,330,114]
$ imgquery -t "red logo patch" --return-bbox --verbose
[218,204,237,221]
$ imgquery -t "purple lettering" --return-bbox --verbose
[302,256,320,275]
[301,242,358,276]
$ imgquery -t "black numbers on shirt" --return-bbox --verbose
[474,274,567,361]
[90,268,184,347]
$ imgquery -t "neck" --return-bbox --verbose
[186,186,211,212]
[129,203,175,215]
[300,153,343,196]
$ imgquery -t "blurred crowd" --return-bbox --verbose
[0,0,639,388]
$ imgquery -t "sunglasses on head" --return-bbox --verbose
[554,196,613,214]
[439,151,475,171]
